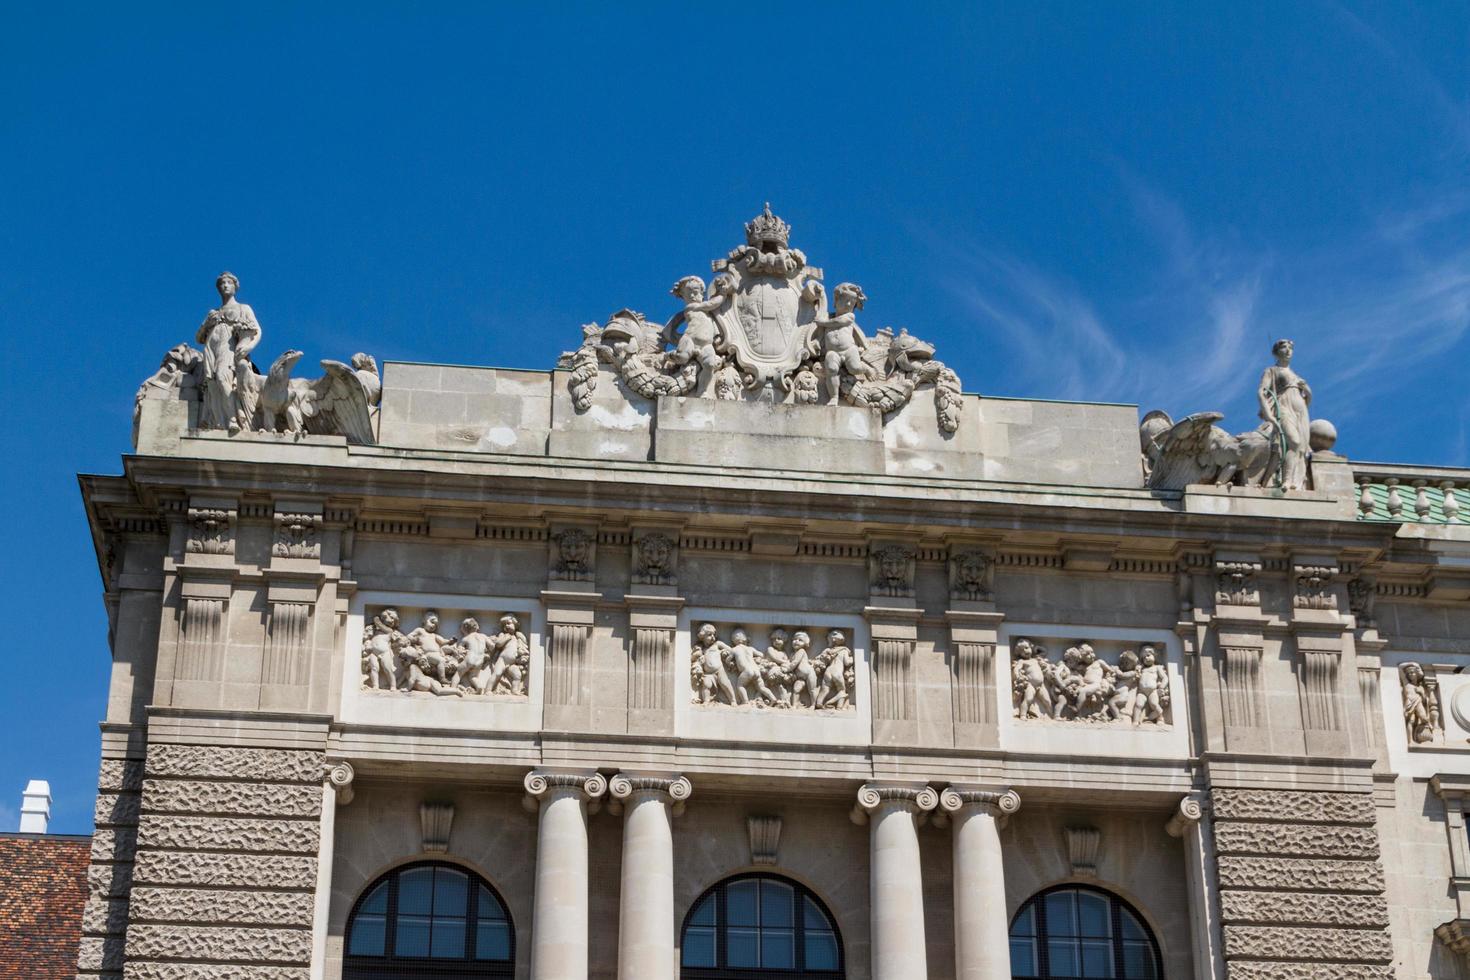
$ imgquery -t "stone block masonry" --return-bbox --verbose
[1211,788,1392,979]
[119,744,323,980]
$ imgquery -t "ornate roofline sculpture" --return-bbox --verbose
[134,272,382,446]
[1141,338,1336,492]
[560,205,963,433]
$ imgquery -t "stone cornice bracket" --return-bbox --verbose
[851,783,940,826]
[748,816,782,866]
[608,773,692,817]
[1436,919,1470,959]
[522,769,609,815]
[1165,794,1205,838]
[937,786,1021,829]
[326,760,355,806]
[420,802,454,852]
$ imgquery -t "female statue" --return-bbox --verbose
[1257,339,1312,490]
[196,271,262,432]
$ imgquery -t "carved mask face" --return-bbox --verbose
[501,615,518,633]
[769,630,787,649]
[698,624,717,645]
[640,536,670,571]
[792,632,810,650]
[880,554,905,584]
[1141,647,1157,667]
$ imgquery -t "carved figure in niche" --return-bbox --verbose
[728,629,777,706]
[404,640,463,697]
[450,617,496,693]
[762,629,795,706]
[691,623,736,705]
[1133,646,1170,726]
[1011,639,1054,719]
[786,631,823,709]
[1106,649,1140,721]
[196,272,263,433]
[815,630,855,709]
[405,611,456,684]
[481,614,529,696]
[664,276,729,372]
[811,282,875,402]
[1258,339,1313,491]
[361,609,403,690]
[1401,662,1441,744]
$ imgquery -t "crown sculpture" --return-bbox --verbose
[560,205,964,433]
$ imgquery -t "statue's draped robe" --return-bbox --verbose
[1260,365,1311,490]
[195,302,261,430]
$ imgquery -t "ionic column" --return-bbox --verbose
[941,787,1021,980]
[611,773,692,980]
[1165,795,1225,980]
[853,783,938,980]
[524,770,608,980]
[310,762,355,980]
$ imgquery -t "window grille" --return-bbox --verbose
[345,861,514,978]
[681,872,844,978]
[1009,885,1161,979]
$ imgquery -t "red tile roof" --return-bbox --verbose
[0,834,91,980]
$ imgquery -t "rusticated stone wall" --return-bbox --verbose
[79,757,143,980]
[1211,788,1392,980]
[120,745,324,980]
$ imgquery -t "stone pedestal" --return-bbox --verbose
[611,774,692,980]
[524,770,607,980]
[942,787,1020,980]
[854,783,937,980]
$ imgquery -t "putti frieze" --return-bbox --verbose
[561,206,963,432]
[1011,638,1171,727]
[690,623,856,712]
[361,608,529,698]
[135,271,381,445]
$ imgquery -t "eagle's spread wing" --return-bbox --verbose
[1146,412,1226,490]
[307,360,376,445]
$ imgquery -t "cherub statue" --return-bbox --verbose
[1070,644,1113,717]
[450,617,496,694]
[405,611,456,684]
[664,275,730,371]
[1133,645,1170,725]
[691,623,736,705]
[786,631,823,708]
[1105,649,1140,721]
[483,614,530,695]
[1011,638,1053,719]
[761,628,795,706]
[361,609,403,690]
[403,642,463,697]
[1049,646,1082,719]
[811,282,876,403]
[728,629,776,706]
[815,629,854,709]
[1401,662,1440,744]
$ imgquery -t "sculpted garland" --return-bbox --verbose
[562,206,963,432]
[361,609,529,698]
[690,624,856,711]
[1011,639,1171,726]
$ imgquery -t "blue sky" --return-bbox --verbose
[2,3,1467,832]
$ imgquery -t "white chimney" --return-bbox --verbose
[19,780,51,833]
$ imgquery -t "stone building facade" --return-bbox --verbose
[79,211,1470,979]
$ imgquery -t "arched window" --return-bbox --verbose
[345,861,514,978]
[681,873,844,977]
[1010,885,1161,979]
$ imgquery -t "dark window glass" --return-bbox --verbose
[345,862,514,978]
[1010,886,1161,979]
[680,873,844,977]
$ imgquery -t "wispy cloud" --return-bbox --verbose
[933,175,1470,456]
